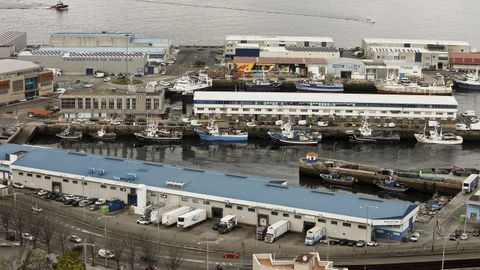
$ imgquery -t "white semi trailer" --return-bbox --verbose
[218,215,237,234]
[265,220,290,243]
[177,209,207,228]
[304,226,326,245]
[162,206,192,225]
[150,204,178,223]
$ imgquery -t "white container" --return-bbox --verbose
[177,209,207,228]
[265,220,290,243]
[162,206,192,225]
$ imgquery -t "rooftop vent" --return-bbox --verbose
[127,173,137,181]
[88,167,95,174]
[137,168,148,172]
[166,180,186,188]
[311,190,335,196]
[98,169,105,176]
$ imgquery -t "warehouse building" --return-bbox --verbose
[59,84,166,120]
[363,60,423,81]
[0,59,53,104]
[253,253,340,270]
[309,58,366,80]
[193,91,458,122]
[449,52,480,72]
[225,35,334,59]
[362,38,471,55]
[1,144,419,241]
[0,31,27,58]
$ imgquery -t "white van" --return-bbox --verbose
[94,72,105,78]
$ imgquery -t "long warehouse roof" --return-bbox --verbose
[363,38,470,47]
[193,91,458,106]
[2,144,417,221]
[0,59,40,75]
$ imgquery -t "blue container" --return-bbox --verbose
[108,199,124,212]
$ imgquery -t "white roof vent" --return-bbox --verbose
[166,180,186,188]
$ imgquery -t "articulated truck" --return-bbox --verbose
[162,206,192,225]
[305,226,326,245]
[150,204,178,224]
[218,215,237,234]
[265,220,290,243]
[177,209,207,228]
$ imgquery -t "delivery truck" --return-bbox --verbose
[264,220,290,243]
[304,226,326,245]
[162,206,192,225]
[218,215,237,234]
[177,209,207,228]
[150,204,178,223]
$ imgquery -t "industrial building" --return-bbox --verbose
[0,59,53,104]
[364,60,423,81]
[2,144,418,242]
[59,84,166,119]
[449,52,480,72]
[0,31,27,58]
[309,58,366,80]
[362,38,471,70]
[225,35,334,59]
[193,91,458,122]
[253,253,340,270]
[18,32,170,75]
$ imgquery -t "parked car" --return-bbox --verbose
[449,234,458,241]
[346,240,356,246]
[388,122,396,128]
[223,252,240,259]
[98,249,115,259]
[473,228,480,237]
[317,121,329,127]
[339,239,348,246]
[355,240,366,247]
[329,239,340,245]
[212,223,219,230]
[136,216,151,225]
[12,182,25,189]
[89,204,99,211]
[68,235,82,243]
[21,233,34,241]
[460,233,469,240]
[410,232,420,242]
[366,241,378,247]
[37,189,48,196]
[95,198,107,205]
[103,77,111,82]
[455,123,470,131]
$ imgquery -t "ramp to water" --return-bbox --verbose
[8,125,37,144]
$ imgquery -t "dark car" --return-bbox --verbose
[329,239,340,245]
[473,228,480,237]
[63,198,75,205]
[339,239,348,246]
[454,229,462,238]
[347,240,356,246]
[449,234,457,241]
[89,204,99,211]
[71,198,82,207]
[212,223,219,230]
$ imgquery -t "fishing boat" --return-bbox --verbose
[414,126,463,145]
[267,122,322,145]
[50,0,68,10]
[349,121,400,143]
[56,126,82,141]
[375,74,452,95]
[134,123,182,142]
[195,121,248,142]
[373,178,410,193]
[246,78,283,91]
[294,74,344,92]
[90,127,116,141]
[319,172,357,186]
[453,69,480,91]
[169,73,212,95]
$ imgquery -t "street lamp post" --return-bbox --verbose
[98,215,114,267]
[360,205,377,254]
[333,142,338,158]
[125,34,130,83]
[198,237,222,270]
[82,242,95,267]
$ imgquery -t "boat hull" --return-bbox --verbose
[56,134,82,141]
[294,82,344,92]
[414,134,463,145]
[134,133,182,143]
[376,88,451,95]
[373,180,409,193]
[349,134,400,143]
[90,134,116,141]
[245,82,283,92]
[267,132,321,145]
[196,131,248,142]
[453,80,480,92]
[319,174,356,186]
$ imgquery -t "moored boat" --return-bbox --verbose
[294,74,343,92]
[319,172,357,186]
[453,70,480,91]
[195,121,248,142]
[375,74,452,95]
[245,79,283,91]
[267,122,321,145]
[90,127,116,141]
[373,178,410,193]
[134,124,182,143]
[169,73,212,96]
[50,0,68,10]
[414,126,463,145]
[56,126,82,141]
[349,121,400,143]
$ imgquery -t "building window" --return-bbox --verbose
[358,225,367,230]
[116,98,122,110]
[109,98,115,110]
[93,98,99,109]
[110,186,116,190]
[318,218,326,223]
[77,98,84,109]
[225,204,232,208]
[294,215,301,219]
[331,220,338,225]
[19,172,24,176]
[255,109,261,112]
[132,98,137,110]
[242,108,250,112]
[237,206,243,210]
[146,98,152,110]
[27,173,33,177]
[63,179,69,183]
[161,194,168,198]
[283,213,289,217]
[72,180,78,184]
[203,200,210,205]
[271,211,278,216]
[61,98,76,109]
[181,197,188,202]
[12,80,23,92]
[100,185,106,189]
[208,108,215,111]
[343,222,351,227]
[101,98,107,109]
[248,208,255,212]
[154,99,160,110]
[120,187,127,192]
[193,199,199,204]
[36,175,41,178]
[85,98,91,109]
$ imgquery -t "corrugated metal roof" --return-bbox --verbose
[4,144,417,221]
[233,57,327,65]
[449,52,480,64]
[0,59,40,75]
[370,46,426,53]
[131,38,170,46]
[0,31,25,46]
[51,32,135,39]
[286,46,338,53]
[194,91,458,106]
[39,46,165,54]
[363,38,470,47]
[226,35,334,43]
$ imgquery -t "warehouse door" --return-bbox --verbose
[128,194,137,205]
[415,53,422,63]
[303,221,316,235]
[86,68,94,75]
[258,214,268,226]
[340,71,351,79]
[147,66,155,75]
[211,207,223,218]
[52,182,62,194]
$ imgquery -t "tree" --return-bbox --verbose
[140,240,160,270]
[125,237,137,270]
[28,213,43,249]
[55,251,85,270]
[162,245,184,270]
[41,215,56,253]
[86,234,96,266]
[12,208,29,245]
[0,256,15,270]
[56,224,68,255]
[19,249,53,270]
[0,204,11,232]
[107,236,126,270]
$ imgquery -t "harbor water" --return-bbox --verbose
[1,0,480,49]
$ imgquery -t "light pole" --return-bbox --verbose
[97,214,114,267]
[125,34,130,83]
[360,205,377,254]
[435,227,448,270]
[82,242,95,267]
[333,142,338,159]
[198,237,222,270]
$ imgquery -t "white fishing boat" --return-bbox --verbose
[267,122,321,145]
[169,73,212,95]
[134,123,182,142]
[90,127,116,141]
[414,126,463,145]
[349,120,400,143]
[56,126,82,141]
[195,121,248,142]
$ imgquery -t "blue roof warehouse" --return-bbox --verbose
[0,144,419,242]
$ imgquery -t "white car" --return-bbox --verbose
[460,233,468,240]
[83,83,94,88]
[246,122,256,128]
[190,120,202,127]
[355,240,366,247]
[388,122,396,128]
[455,123,470,131]
[103,77,111,82]
[159,81,170,87]
[21,233,34,241]
[37,189,48,196]
[366,241,378,247]
[410,232,420,242]
[68,235,82,243]
[181,117,191,124]
[95,198,107,205]
[98,249,115,259]
[31,204,43,213]
[317,121,329,127]
[136,216,151,225]
[13,182,25,189]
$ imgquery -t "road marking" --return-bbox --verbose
[80,229,103,238]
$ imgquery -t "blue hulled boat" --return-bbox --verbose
[195,121,248,142]
[294,75,343,92]
[373,178,410,193]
